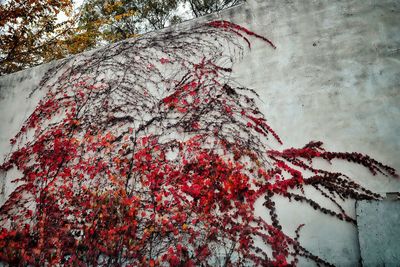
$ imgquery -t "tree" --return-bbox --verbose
[0,0,73,76]
[187,0,242,17]
[0,0,244,75]
[76,0,139,45]
[0,21,397,266]
[136,0,182,31]
[68,0,181,54]
[69,0,242,54]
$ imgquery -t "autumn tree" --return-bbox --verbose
[70,0,243,53]
[68,0,181,53]
[187,0,242,17]
[0,0,73,76]
[0,0,244,75]
[74,0,139,48]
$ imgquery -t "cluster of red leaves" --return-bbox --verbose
[0,21,397,266]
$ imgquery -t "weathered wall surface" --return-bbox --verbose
[1,0,399,265]
[356,199,400,266]
[0,62,56,203]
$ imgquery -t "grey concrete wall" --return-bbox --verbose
[1,0,399,265]
[356,199,400,266]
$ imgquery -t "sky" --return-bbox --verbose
[57,0,84,22]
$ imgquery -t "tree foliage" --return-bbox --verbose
[73,0,140,48]
[0,0,244,75]
[0,0,73,75]
[65,0,243,54]
[68,0,182,54]
[187,0,242,17]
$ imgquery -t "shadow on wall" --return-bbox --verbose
[356,196,400,266]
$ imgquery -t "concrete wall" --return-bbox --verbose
[1,0,399,265]
[356,199,400,266]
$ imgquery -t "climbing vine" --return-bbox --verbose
[0,21,397,266]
